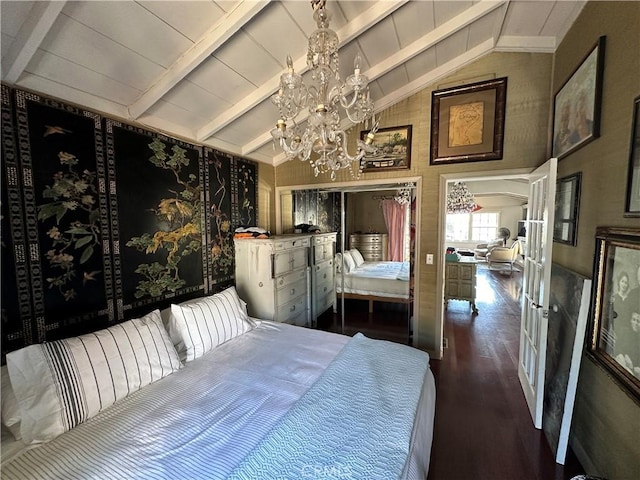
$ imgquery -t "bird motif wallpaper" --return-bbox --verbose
[0,86,258,355]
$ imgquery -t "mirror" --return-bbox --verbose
[277,182,416,345]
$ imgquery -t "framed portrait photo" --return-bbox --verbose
[552,36,606,160]
[624,96,640,217]
[360,125,412,172]
[429,77,507,165]
[587,227,640,401]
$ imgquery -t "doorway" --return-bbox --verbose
[436,168,532,358]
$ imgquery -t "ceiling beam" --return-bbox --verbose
[196,0,409,142]
[127,0,270,120]
[1,1,66,84]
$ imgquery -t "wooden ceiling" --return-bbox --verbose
[1,1,586,165]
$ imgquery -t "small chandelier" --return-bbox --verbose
[447,182,478,214]
[270,0,378,180]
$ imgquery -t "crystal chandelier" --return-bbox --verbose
[447,182,478,214]
[270,0,378,181]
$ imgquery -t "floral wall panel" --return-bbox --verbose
[1,86,34,353]
[233,157,258,228]
[106,120,206,318]
[204,150,258,291]
[14,89,114,342]
[204,148,234,289]
[292,190,341,234]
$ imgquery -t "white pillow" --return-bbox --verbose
[350,248,365,267]
[6,309,181,444]
[1,366,21,440]
[169,286,255,362]
[342,250,356,273]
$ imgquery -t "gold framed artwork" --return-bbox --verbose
[360,125,412,172]
[587,227,640,402]
[552,36,606,160]
[429,77,507,165]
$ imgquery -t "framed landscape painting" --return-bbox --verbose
[360,125,412,172]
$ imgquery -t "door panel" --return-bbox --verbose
[519,158,557,429]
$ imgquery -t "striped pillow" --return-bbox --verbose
[170,286,255,362]
[6,309,181,444]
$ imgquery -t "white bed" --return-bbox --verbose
[1,289,435,480]
[336,250,412,312]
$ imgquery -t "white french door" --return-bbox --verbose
[518,158,557,429]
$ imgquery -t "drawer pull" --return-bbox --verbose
[278,278,284,285]
[290,305,296,312]
[290,288,296,295]
[323,286,327,292]
[323,273,327,279]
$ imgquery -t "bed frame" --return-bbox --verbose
[337,292,413,313]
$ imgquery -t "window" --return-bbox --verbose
[446,212,500,242]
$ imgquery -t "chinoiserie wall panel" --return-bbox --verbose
[204,148,258,290]
[1,85,35,354]
[0,85,259,355]
[205,147,234,289]
[105,119,206,320]
[13,88,115,343]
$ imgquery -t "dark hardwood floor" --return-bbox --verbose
[318,262,585,480]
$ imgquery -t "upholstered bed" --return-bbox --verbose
[1,287,435,480]
[336,249,412,312]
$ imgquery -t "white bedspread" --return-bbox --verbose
[337,261,411,298]
[2,322,435,480]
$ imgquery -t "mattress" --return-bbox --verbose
[337,261,411,298]
[1,321,435,480]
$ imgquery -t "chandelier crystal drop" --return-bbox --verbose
[270,0,378,181]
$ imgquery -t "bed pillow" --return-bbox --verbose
[350,248,365,266]
[170,286,255,362]
[342,250,356,273]
[1,366,22,440]
[6,309,181,444]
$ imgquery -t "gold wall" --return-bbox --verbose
[552,2,640,477]
[275,51,553,349]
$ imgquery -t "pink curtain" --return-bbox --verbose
[381,199,407,261]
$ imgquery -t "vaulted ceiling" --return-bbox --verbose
[1,0,586,166]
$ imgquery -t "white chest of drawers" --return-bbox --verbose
[310,233,336,325]
[234,235,310,326]
[349,233,388,261]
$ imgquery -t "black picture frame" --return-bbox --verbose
[553,172,582,246]
[430,77,507,165]
[624,96,640,217]
[587,227,640,402]
[552,36,606,160]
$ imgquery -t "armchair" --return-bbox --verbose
[474,238,505,260]
[486,240,522,274]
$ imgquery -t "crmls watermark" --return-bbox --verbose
[301,463,353,479]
